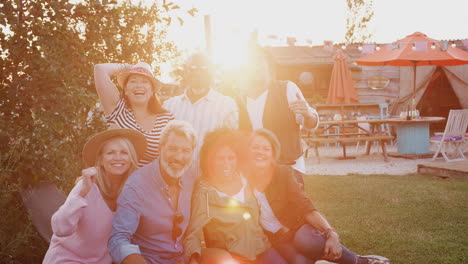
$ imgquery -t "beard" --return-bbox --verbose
[160,155,192,179]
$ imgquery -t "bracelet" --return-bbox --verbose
[324,228,337,239]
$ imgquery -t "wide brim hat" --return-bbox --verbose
[82,128,147,167]
[117,62,162,91]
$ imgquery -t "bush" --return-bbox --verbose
[0,0,194,261]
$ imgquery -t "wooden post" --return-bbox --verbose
[204,15,212,56]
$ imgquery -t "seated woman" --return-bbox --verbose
[42,128,146,264]
[184,129,287,264]
[247,128,390,264]
[94,62,174,167]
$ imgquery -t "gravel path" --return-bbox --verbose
[305,144,439,175]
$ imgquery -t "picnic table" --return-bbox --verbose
[304,118,394,162]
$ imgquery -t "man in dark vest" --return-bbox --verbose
[238,46,319,187]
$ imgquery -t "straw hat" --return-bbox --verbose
[117,62,161,90]
[82,128,147,167]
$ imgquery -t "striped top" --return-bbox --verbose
[106,98,175,167]
[162,89,238,157]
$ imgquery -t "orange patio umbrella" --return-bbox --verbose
[327,49,359,104]
[356,32,468,106]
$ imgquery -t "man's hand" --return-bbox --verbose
[323,231,342,261]
[289,93,311,117]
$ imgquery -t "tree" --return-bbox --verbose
[345,0,374,43]
[0,0,195,262]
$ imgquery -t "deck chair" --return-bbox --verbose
[431,109,468,162]
[19,182,66,243]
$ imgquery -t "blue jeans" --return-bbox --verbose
[274,224,359,264]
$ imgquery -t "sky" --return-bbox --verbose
[167,0,468,50]
[159,0,468,81]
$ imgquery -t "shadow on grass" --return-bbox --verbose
[304,174,468,264]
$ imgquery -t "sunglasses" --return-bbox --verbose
[172,211,184,241]
[187,65,210,72]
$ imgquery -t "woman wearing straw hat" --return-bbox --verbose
[42,128,146,264]
[94,62,174,167]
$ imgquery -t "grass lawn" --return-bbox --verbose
[304,174,468,264]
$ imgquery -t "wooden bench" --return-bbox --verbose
[304,135,394,162]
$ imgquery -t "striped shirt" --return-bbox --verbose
[106,98,175,167]
[163,89,239,157]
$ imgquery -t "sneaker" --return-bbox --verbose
[360,255,390,264]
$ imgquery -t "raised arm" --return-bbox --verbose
[286,81,319,129]
[50,180,88,237]
[94,63,131,115]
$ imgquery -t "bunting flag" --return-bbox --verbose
[287,37,296,46]
[323,40,334,52]
[462,39,468,49]
[439,41,448,51]
[387,43,400,50]
[361,44,375,54]
[266,34,278,40]
[414,41,427,52]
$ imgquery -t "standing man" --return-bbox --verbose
[108,120,197,264]
[163,52,239,157]
[238,46,319,187]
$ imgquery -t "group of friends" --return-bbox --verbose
[42,47,389,264]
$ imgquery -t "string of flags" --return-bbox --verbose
[261,34,468,54]
[324,40,466,54]
[355,40,463,55]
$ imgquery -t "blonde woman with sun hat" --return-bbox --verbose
[94,62,174,167]
[42,128,146,264]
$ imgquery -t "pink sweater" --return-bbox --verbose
[43,180,115,264]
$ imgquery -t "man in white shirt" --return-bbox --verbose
[238,46,319,187]
[163,53,239,158]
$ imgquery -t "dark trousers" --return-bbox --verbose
[291,167,305,191]
[274,224,360,264]
[231,247,288,264]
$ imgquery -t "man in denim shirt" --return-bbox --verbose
[109,120,197,264]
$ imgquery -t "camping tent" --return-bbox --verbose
[394,64,468,116]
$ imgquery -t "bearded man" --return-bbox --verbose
[109,120,197,264]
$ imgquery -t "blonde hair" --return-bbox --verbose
[76,136,139,199]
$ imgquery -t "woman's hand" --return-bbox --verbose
[188,254,200,264]
[79,167,98,198]
[323,231,342,261]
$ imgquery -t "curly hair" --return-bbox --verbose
[199,128,249,179]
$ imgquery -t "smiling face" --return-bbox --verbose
[124,74,154,107]
[211,145,238,180]
[160,133,194,178]
[246,51,271,93]
[249,134,275,169]
[184,53,213,95]
[99,138,132,178]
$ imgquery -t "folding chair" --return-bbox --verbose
[431,109,468,162]
[19,182,66,243]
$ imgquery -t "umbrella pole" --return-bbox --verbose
[337,104,356,160]
[412,62,417,117]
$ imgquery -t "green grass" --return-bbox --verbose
[304,174,468,264]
